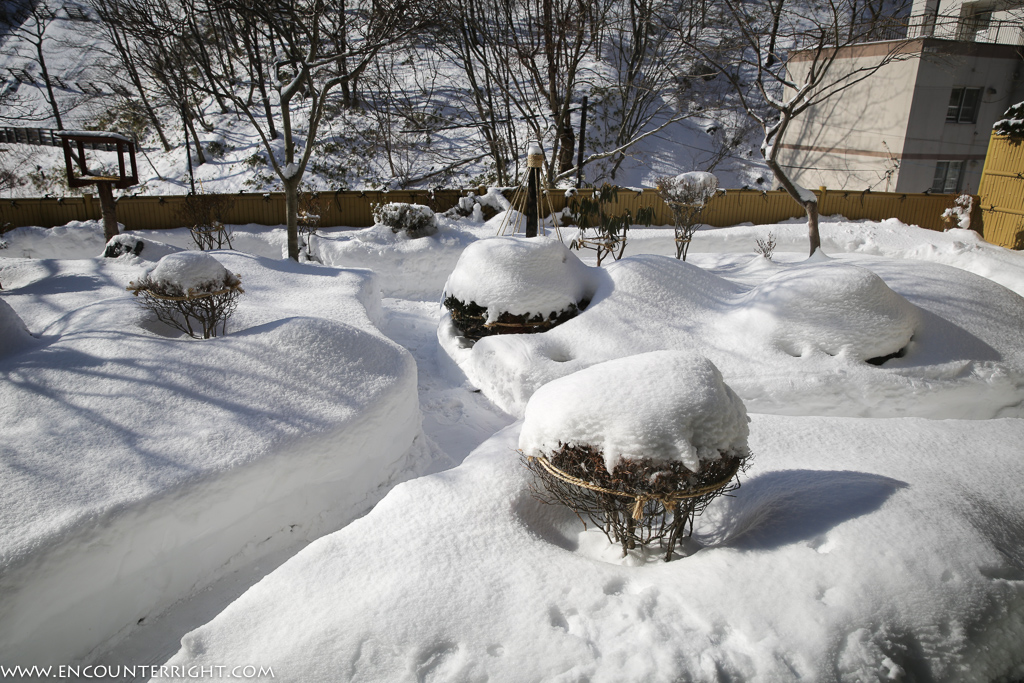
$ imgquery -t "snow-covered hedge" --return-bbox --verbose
[729,261,919,363]
[657,171,719,207]
[128,252,244,339]
[520,351,749,473]
[442,236,597,339]
[942,194,973,231]
[373,202,439,239]
[102,234,144,258]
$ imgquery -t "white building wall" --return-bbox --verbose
[777,39,1022,194]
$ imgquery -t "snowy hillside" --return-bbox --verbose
[0,0,770,200]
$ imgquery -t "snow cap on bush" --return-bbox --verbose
[102,234,143,258]
[658,171,719,206]
[519,350,750,473]
[728,262,919,361]
[443,236,594,323]
[373,202,439,238]
[994,100,1024,138]
[145,251,240,296]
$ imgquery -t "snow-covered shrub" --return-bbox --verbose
[128,252,243,339]
[373,202,439,239]
[994,100,1024,140]
[728,262,919,364]
[443,236,594,341]
[656,172,719,261]
[180,191,235,250]
[754,232,776,259]
[102,234,144,258]
[941,194,973,231]
[568,184,655,266]
[521,351,751,562]
[444,195,478,219]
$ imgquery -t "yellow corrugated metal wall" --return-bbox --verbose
[978,132,1024,250]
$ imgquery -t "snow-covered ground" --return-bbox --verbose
[2,213,1024,681]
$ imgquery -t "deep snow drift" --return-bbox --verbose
[0,246,427,666]
[3,212,1024,681]
[441,250,1024,420]
[160,416,1024,682]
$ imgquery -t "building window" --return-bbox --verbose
[947,88,981,123]
[932,161,964,193]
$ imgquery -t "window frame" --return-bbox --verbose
[931,160,965,194]
[946,87,982,124]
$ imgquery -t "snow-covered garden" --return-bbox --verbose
[2,208,1024,681]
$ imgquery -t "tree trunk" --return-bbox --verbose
[806,200,821,255]
[767,157,821,256]
[36,42,63,130]
[185,114,207,165]
[96,182,119,242]
[284,176,300,261]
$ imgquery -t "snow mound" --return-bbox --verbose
[728,262,919,361]
[0,221,108,259]
[442,254,1024,419]
[0,254,423,666]
[0,299,36,357]
[519,351,749,472]
[312,220,482,300]
[145,251,239,294]
[159,417,1024,681]
[443,236,596,322]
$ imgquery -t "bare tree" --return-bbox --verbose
[0,0,67,128]
[672,0,913,255]
[89,0,173,150]
[595,0,688,180]
[439,0,523,185]
[171,0,430,260]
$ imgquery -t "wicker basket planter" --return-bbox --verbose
[525,444,745,561]
[443,295,588,342]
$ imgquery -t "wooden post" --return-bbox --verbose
[96,182,119,241]
[526,141,544,238]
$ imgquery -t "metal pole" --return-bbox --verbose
[576,96,588,188]
[526,141,544,237]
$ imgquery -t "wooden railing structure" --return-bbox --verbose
[0,187,968,234]
[0,127,124,151]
